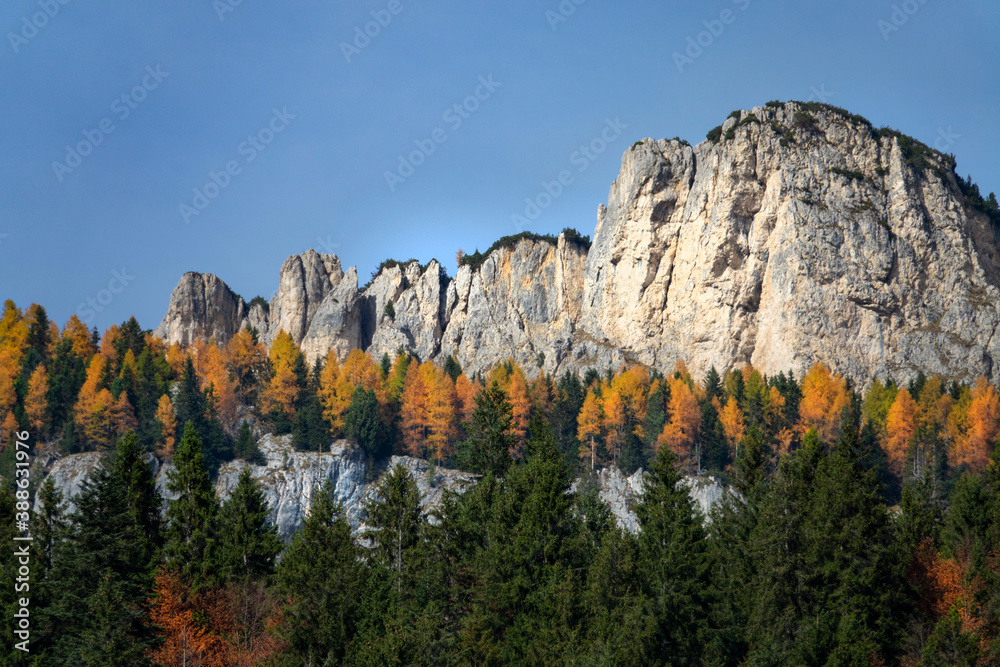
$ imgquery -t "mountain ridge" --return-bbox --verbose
[155,101,1000,384]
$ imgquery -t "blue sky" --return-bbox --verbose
[1,0,998,333]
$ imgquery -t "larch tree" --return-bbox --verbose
[155,394,177,459]
[798,362,851,443]
[74,355,114,449]
[719,396,746,460]
[25,363,50,434]
[61,314,95,359]
[658,376,702,473]
[424,363,457,463]
[399,360,429,457]
[317,350,354,435]
[953,377,1000,471]
[886,388,918,477]
[577,390,604,470]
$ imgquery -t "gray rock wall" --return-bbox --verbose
[153,102,1000,384]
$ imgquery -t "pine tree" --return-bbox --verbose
[274,481,365,665]
[216,467,282,583]
[163,422,219,588]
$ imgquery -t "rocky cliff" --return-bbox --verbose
[154,102,1000,383]
[36,435,723,538]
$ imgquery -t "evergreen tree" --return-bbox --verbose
[442,354,462,383]
[291,391,328,452]
[343,387,389,459]
[551,371,584,464]
[163,422,219,588]
[634,447,712,664]
[365,463,423,593]
[111,431,162,561]
[456,379,515,478]
[39,460,155,664]
[32,476,66,578]
[234,419,265,463]
[275,482,365,666]
[216,467,282,583]
[746,427,907,663]
[45,336,86,435]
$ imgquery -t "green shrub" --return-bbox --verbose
[706,126,723,143]
[248,296,269,311]
[459,231,560,271]
[829,167,867,182]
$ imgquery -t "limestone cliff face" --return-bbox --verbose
[581,104,1000,382]
[154,102,1000,383]
[35,437,722,538]
[153,272,247,346]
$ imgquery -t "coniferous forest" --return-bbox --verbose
[2,299,1000,665]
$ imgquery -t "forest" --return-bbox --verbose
[1,297,1000,665]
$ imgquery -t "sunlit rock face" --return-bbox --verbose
[155,102,1000,385]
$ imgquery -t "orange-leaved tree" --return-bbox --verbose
[798,362,850,444]
[953,377,1000,471]
[658,375,702,473]
[577,390,603,470]
[25,364,49,434]
[885,388,917,477]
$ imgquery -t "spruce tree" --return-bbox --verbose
[234,419,265,463]
[163,422,219,588]
[365,463,423,591]
[111,431,162,561]
[343,387,388,459]
[634,447,712,665]
[456,379,515,478]
[40,460,155,665]
[275,482,365,666]
[216,467,282,583]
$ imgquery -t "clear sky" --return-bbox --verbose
[2,0,998,333]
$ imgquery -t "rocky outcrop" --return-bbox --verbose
[155,102,1000,383]
[153,273,248,346]
[582,467,724,533]
[36,438,722,538]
